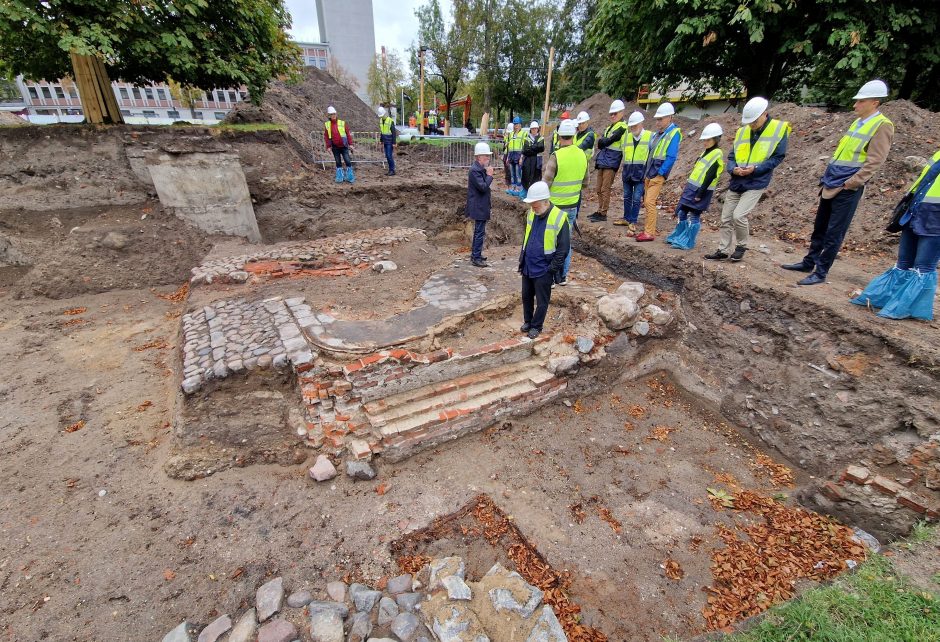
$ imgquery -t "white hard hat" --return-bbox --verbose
[474,141,492,155]
[853,79,889,100]
[609,99,626,113]
[530,121,539,129]
[741,97,768,124]
[557,119,577,136]
[377,106,387,117]
[327,106,337,115]
[576,111,590,123]
[522,181,551,203]
[699,123,723,140]
[653,102,675,118]
[627,111,645,127]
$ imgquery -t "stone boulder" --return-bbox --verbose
[597,294,639,330]
[616,281,645,302]
[644,304,672,325]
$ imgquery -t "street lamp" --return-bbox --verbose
[418,45,428,135]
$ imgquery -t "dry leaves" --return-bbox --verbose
[64,420,85,433]
[134,338,169,352]
[163,569,176,581]
[62,307,87,316]
[647,425,675,443]
[569,503,587,524]
[572,399,585,414]
[155,283,190,303]
[626,404,646,419]
[751,454,795,488]
[397,555,430,575]
[136,400,153,412]
[663,559,684,581]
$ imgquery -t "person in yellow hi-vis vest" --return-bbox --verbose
[518,181,571,339]
[782,80,895,284]
[323,106,355,183]
[636,102,682,241]
[664,123,724,250]
[615,111,652,235]
[705,97,790,262]
[543,118,589,286]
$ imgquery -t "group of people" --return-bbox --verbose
[464,78,939,336]
[322,105,400,181]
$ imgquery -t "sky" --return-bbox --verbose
[284,0,454,59]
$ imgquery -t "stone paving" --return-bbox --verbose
[188,227,424,285]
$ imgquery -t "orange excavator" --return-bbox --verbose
[437,95,472,130]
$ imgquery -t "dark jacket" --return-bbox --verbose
[726,119,789,192]
[904,156,940,236]
[595,122,627,170]
[379,116,398,145]
[521,134,545,189]
[678,148,722,211]
[465,160,493,221]
[518,211,571,278]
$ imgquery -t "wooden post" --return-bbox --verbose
[419,48,425,135]
[542,46,555,126]
[70,52,123,124]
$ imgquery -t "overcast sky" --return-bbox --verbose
[284,0,454,59]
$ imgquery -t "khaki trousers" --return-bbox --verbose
[595,168,616,215]
[643,175,665,235]
[718,189,764,252]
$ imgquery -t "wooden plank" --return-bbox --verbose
[70,52,103,123]
[91,55,122,123]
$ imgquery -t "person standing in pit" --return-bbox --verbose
[664,123,725,250]
[782,80,895,285]
[588,100,628,223]
[543,118,589,286]
[518,181,571,339]
[851,149,940,320]
[377,106,398,177]
[506,117,525,195]
[520,121,545,199]
[466,142,494,268]
[614,111,652,236]
[704,97,789,262]
[324,106,354,183]
[636,102,681,241]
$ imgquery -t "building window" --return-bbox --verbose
[167,109,180,119]
[54,86,66,99]
[64,108,82,115]
[318,59,327,69]
[214,111,226,120]
[228,90,237,102]
[41,86,52,99]
[144,87,154,100]
[193,111,203,119]
[132,87,142,100]
[142,110,157,117]
[68,86,78,98]
[119,87,129,100]
[35,108,54,115]
[239,91,248,101]
[156,88,166,101]
[120,110,131,116]
[28,87,39,100]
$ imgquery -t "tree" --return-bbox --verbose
[167,78,205,119]
[0,77,18,102]
[327,58,360,94]
[366,49,406,106]
[413,0,474,124]
[0,0,301,123]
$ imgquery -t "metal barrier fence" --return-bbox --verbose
[309,130,388,170]
[435,136,505,171]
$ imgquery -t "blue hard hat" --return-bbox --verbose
[512,116,521,124]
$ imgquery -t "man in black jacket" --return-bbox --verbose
[466,141,494,267]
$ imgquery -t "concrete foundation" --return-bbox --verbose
[147,150,261,242]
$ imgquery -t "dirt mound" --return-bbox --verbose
[572,92,642,120]
[0,111,27,126]
[225,67,377,158]
[659,99,940,256]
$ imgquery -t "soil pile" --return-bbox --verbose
[224,67,377,155]
[572,92,642,120]
[657,99,940,256]
[0,111,27,126]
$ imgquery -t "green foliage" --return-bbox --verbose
[366,50,407,107]
[0,76,18,101]
[723,555,940,642]
[412,0,475,116]
[0,0,302,104]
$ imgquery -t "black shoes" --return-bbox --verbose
[704,250,728,260]
[470,258,488,268]
[797,273,826,285]
[520,323,531,333]
[588,213,607,222]
[526,328,541,339]
[782,261,813,272]
[729,246,747,262]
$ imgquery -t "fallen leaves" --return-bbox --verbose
[572,399,585,414]
[136,400,153,412]
[647,425,675,442]
[163,569,176,581]
[751,454,795,488]
[134,338,169,352]
[702,490,867,631]
[626,404,646,419]
[62,307,87,316]
[396,555,430,575]
[663,559,684,581]
[155,283,189,303]
[375,482,389,496]
[569,503,587,524]
[707,487,735,509]
[64,420,86,433]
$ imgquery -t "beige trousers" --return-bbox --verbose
[718,189,764,252]
[643,175,665,235]
[595,168,616,215]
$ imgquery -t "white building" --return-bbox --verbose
[315,0,376,102]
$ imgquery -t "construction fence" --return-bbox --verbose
[436,136,506,171]
[309,130,388,170]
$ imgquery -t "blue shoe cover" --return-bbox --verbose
[851,267,906,309]
[666,220,688,245]
[674,222,701,250]
[878,269,937,320]
[334,168,344,183]
[345,166,355,183]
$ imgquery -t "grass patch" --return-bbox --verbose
[719,554,939,642]
[212,122,285,132]
[904,520,938,549]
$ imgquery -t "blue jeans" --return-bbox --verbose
[560,205,578,277]
[622,179,644,223]
[510,162,522,185]
[676,204,702,224]
[471,220,487,261]
[383,142,395,173]
[898,226,940,272]
[332,146,352,168]
[802,186,865,278]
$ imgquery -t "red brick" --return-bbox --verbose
[872,475,904,496]
[335,414,351,422]
[821,482,846,502]
[333,381,352,393]
[388,349,410,360]
[318,388,328,400]
[359,354,385,367]
[343,362,363,374]
[896,491,929,514]
[843,465,871,484]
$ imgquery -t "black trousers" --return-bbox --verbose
[521,272,554,331]
[802,186,865,278]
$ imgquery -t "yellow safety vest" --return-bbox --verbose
[324,119,348,142]
[574,129,594,159]
[830,112,892,168]
[523,205,569,254]
[651,127,682,160]
[909,149,940,204]
[733,118,790,166]
[687,147,724,191]
[549,144,588,207]
[621,129,652,165]
[507,128,525,152]
[379,116,394,135]
[428,113,437,125]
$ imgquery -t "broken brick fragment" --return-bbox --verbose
[871,475,904,496]
[842,465,870,484]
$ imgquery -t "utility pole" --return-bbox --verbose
[419,46,427,135]
[542,46,555,126]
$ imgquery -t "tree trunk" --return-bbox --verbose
[898,63,917,101]
[70,53,123,124]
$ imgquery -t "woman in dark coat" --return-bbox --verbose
[520,121,545,198]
